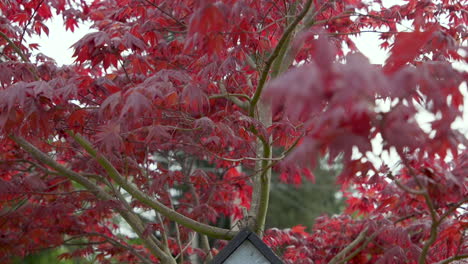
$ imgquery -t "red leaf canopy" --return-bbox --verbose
[0,0,466,263]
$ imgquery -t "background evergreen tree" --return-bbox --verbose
[266,161,344,229]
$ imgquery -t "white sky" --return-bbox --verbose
[27,16,94,65]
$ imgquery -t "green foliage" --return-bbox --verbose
[266,163,344,229]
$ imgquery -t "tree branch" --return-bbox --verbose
[397,156,439,264]
[252,139,271,235]
[142,0,186,28]
[249,0,313,117]
[174,233,196,261]
[184,172,213,261]
[216,81,249,110]
[418,191,441,264]
[64,232,153,264]
[438,197,468,223]
[247,1,313,235]
[337,231,378,264]
[0,31,39,80]
[208,93,251,101]
[328,227,369,264]
[387,173,426,195]
[68,131,236,240]
[18,0,45,45]
[0,31,30,63]
[436,255,468,264]
[10,135,173,263]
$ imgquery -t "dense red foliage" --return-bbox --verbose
[0,0,467,263]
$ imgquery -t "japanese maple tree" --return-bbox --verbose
[0,0,467,263]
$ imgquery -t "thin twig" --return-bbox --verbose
[19,0,45,45]
[168,193,184,263]
[184,171,213,261]
[174,233,196,261]
[438,197,468,223]
[338,231,378,264]
[156,212,171,253]
[142,0,185,27]
[436,254,468,264]
[65,232,153,264]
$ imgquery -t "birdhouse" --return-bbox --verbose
[210,229,283,264]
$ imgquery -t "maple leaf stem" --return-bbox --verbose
[209,151,284,162]
[248,132,303,232]
[269,1,299,78]
[173,225,184,263]
[270,32,293,78]
[119,60,134,85]
[10,135,173,262]
[68,131,237,240]
[209,93,251,101]
[0,197,28,224]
